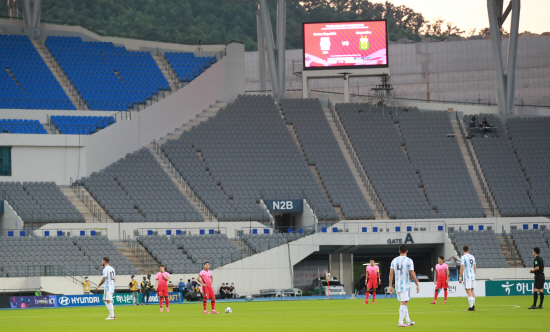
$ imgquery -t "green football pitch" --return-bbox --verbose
[1,296,546,331]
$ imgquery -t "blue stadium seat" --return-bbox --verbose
[50,115,115,135]
[0,118,47,134]
[164,52,216,83]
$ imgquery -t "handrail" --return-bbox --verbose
[329,103,387,218]
[71,182,103,222]
[502,225,520,267]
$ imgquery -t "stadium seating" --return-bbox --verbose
[242,232,305,254]
[0,34,75,110]
[138,234,242,274]
[398,110,484,218]
[161,95,337,221]
[46,36,169,111]
[281,99,374,219]
[0,235,138,277]
[449,229,508,268]
[0,119,47,134]
[335,104,434,219]
[507,117,550,215]
[467,115,537,216]
[0,182,84,223]
[81,148,202,222]
[510,228,550,266]
[164,52,216,82]
[51,115,115,135]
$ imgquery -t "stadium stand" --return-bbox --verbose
[449,229,508,268]
[335,104,434,219]
[242,232,305,254]
[0,119,47,134]
[80,148,202,222]
[0,182,84,223]
[0,235,138,277]
[138,233,241,274]
[0,34,75,110]
[161,95,337,221]
[281,99,374,219]
[398,110,484,218]
[507,117,550,215]
[467,115,537,216]
[45,36,169,111]
[164,52,217,82]
[51,115,115,135]
[511,228,550,266]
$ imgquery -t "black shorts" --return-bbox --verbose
[534,274,545,290]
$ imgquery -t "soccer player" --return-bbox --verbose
[364,259,380,304]
[95,257,116,320]
[528,247,545,309]
[155,264,170,312]
[431,256,450,304]
[459,245,476,311]
[389,245,420,327]
[198,262,218,314]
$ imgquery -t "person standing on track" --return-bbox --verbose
[198,262,218,314]
[528,247,544,309]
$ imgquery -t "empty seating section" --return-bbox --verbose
[162,95,336,221]
[336,104,433,219]
[398,111,484,218]
[0,35,74,110]
[507,117,550,215]
[0,119,47,134]
[0,182,84,223]
[0,235,137,277]
[164,52,216,82]
[281,99,374,219]
[51,115,115,135]
[467,115,536,216]
[81,148,202,222]
[511,229,550,265]
[46,36,169,111]
[242,232,304,254]
[449,229,508,268]
[138,234,241,273]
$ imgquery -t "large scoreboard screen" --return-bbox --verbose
[303,20,388,70]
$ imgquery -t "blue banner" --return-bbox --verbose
[264,199,303,212]
[10,296,57,309]
[57,294,103,307]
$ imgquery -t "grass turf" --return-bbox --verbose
[1,296,546,331]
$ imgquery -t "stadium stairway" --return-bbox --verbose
[31,39,83,110]
[496,234,524,267]
[452,117,499,217]
[112,241,160,274]
[153,55,180,91]
[60,187,114,223]
[285,122,343,221]
[325,107,387,219]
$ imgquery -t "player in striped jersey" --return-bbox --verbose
[459,245,477,311]
[96,256,116,320]
[389,245,420,327]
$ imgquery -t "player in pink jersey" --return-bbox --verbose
[364,260,381,304]
[198,262,218,314]
[155,264,170,312]
[431,256,450,304]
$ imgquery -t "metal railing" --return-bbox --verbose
[456,112,496,216]
[330,220,445,233]
[71,181,104,222]
[502,225,520,266]
[329,102,387,218]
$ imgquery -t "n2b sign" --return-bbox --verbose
[264,199,303,213]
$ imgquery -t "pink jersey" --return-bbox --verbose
[366,265,379,279]
[156,271,170,290]
[199,269,213,288]
[435,263,448,280]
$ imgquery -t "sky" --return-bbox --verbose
[371,0,550,34]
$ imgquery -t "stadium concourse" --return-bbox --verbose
[0,19,549,300]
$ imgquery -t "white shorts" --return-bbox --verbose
[396,290,411,302]
[103,291,114,302]
[463,279,475,289]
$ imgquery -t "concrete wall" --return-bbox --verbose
[0,201,24,235]
[246,36,550,114]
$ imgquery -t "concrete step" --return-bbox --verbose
[113,242,160,274]
[61,187,114,223]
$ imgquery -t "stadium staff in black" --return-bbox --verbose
[528,247,544,309]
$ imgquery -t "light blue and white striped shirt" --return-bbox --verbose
[102,265,116,293]
[391,256,414,293]
[460,253,476,280]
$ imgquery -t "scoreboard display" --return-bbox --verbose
[303,20,388,70]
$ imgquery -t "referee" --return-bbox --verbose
[528,247,544,309]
